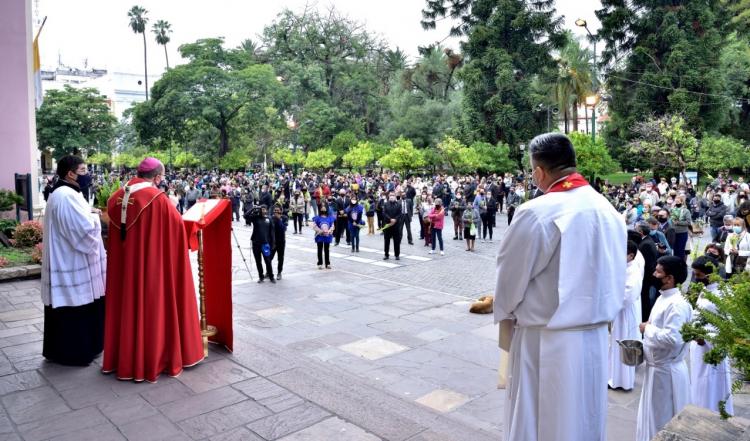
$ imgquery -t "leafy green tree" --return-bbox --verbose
[422,0,564,150]
[695,134,749,173]
[437,136,481,173]
[378,137,425,173]
[597,0,732,166]
[174,151,200,168]
[128,5,149,100]
[720,33,750,141]
[628,114,698,179]
[87,152,112,168]
[553,32,594,133]
[327,131,359,159]
[568,132,619,179]
[342,141,376,170]
[220,147,251,170]
[36,86,117,160]
[152,19,172,69]
[114,152,140,168]
[272,148,305,167]
[304,148,337,170]
[471,141,517,174]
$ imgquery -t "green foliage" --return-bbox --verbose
[327,131,358,158]
[96,179,121,209]
[36,86,117,160]
[0,247,34,267]
[471,142,517,174]
[174,151,200,168]
[423,0,564,149]
[682,271,750,416]
[553,31,594,133]
[87,152,112,168]
[597,0,733,164]
[628,115,699,177]
[720,33,750,142]
[437,136,480,173]
[342,141,376,170]
[303,149,337,170]
[696,134,749,173]
[13,221,43,248]
[271,148,305,166]
[0,220,18,237]
[0,190,24,212]
[219,147,251,170]
[568,132,620,179]
[378,137,425,173]
[113,152,140,168]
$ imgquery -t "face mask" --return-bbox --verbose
[351,200,357,205]
[734,226,742,234]
[694,277,710,286]
[76,173,87,186]
[397,196,402,200]
[658,216,668,222]
[714,200,721,205]
[655,276,668,290]
[675,203,682,207]
[649,230,657,236]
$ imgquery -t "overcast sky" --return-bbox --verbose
[36,0,602,74]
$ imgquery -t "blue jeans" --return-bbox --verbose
[673,232,688,259]
[349,224,360,250]
[431,228,443,251]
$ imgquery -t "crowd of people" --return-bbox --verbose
[37,134,750,440]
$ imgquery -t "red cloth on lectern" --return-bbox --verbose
[103,178,204,382]
[184,198,234,352]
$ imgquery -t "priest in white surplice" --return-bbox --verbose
[636,256,692,441]
[494,133,626,441]
[608,240,643,390]
[41,155,106,366]
[688,256,733,415]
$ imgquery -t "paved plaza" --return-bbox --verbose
[0,213,747,440]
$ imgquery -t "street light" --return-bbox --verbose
[585,95,598,143]
[576,18,598,143]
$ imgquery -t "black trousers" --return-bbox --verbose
[232,205,240,221]
[271,242,285,275]
[252,242,274,279]
[317,242,330,266]
[384,227,401,257]
[481,213,494,239]
[401,217,413,243]
[292,213,304,233]
[334,217,349,244]
[507,206,516,225]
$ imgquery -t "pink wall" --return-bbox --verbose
[0,0,39,217]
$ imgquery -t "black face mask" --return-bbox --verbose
[658,216,668,222]
[694,277,710,286]
[656,276,668,290]
[714,200,721,205]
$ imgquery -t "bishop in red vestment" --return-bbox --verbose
[103,158,204,382]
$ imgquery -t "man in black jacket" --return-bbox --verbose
[706,194,728,242]
[398,190,414,245]
[250,205,276,283]
[271,206,288,280]
[334,189,350,246]
[382,191,403,260]
[636,223,659,321]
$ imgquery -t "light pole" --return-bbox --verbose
[536,104,559,132]
[576,18,598,143]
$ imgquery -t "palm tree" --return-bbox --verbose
[152,20,172,69]
[553,32,594,133]
[128,6,149,100]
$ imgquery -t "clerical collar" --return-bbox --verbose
[545,173,589,193]
[51,179,81,194]
[658,287,680,297]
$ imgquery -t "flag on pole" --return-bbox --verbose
[33,17,47,110]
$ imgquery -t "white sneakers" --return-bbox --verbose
[429,250,434,255]
[440,251,444,256]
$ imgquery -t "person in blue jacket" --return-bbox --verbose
[312,204,336,269]
[345,196,365,253]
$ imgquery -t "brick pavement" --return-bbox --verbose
[0,211,747,440]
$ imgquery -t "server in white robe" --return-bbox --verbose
[41,155,106,366]
[494,133,626,441]
[608,241,643,390]
[689,256,733,414]
[636,256,692,441]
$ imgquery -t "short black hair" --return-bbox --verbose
[56,155,84,179]
[627,240,638,257]
[627,230,642,245]
[657,256,688,284]
[529,133,577,172]
[691,256,715,275]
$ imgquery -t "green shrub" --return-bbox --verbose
[13,220,43,247]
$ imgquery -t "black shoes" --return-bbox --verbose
[277,273,282,280]
[395,256,400,261]
[383,256,389,260]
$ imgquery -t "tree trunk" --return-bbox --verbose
[443,65,456,101]
[219,119,229,157]
[142,32,149,100]
[563,107,569,134]
[572,100,579,132]
[164,44,170,69]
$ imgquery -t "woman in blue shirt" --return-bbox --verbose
[312,204,336,269]
[345,197,365,252]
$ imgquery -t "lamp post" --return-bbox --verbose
[576,18,598,143]
[585,95,598,143]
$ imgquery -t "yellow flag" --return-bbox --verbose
[33,22,44,109]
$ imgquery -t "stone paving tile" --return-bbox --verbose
[0,308,42,323]
[177,358,257,394]
[277,416,382,441]
[313,332,361,346]
[246,402,331,441]
[2,385,70,424]
[339,336,409,360]
[308,346,348,362]
[0,370,45,395]
[423,333,500,370]
[139,379,195,406]
[48,422,126,441]
[209,427,265,441]
[118,413,184,441]
[415,389,470,413]
[232,377,304,412]
[178,398,272,439]
[58,377,119,409]
[0,405,14,434]
[16,406,108,441]
[97,393,160,426]
[159,385,247,422]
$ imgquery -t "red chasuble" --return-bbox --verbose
[103,178,203,382]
